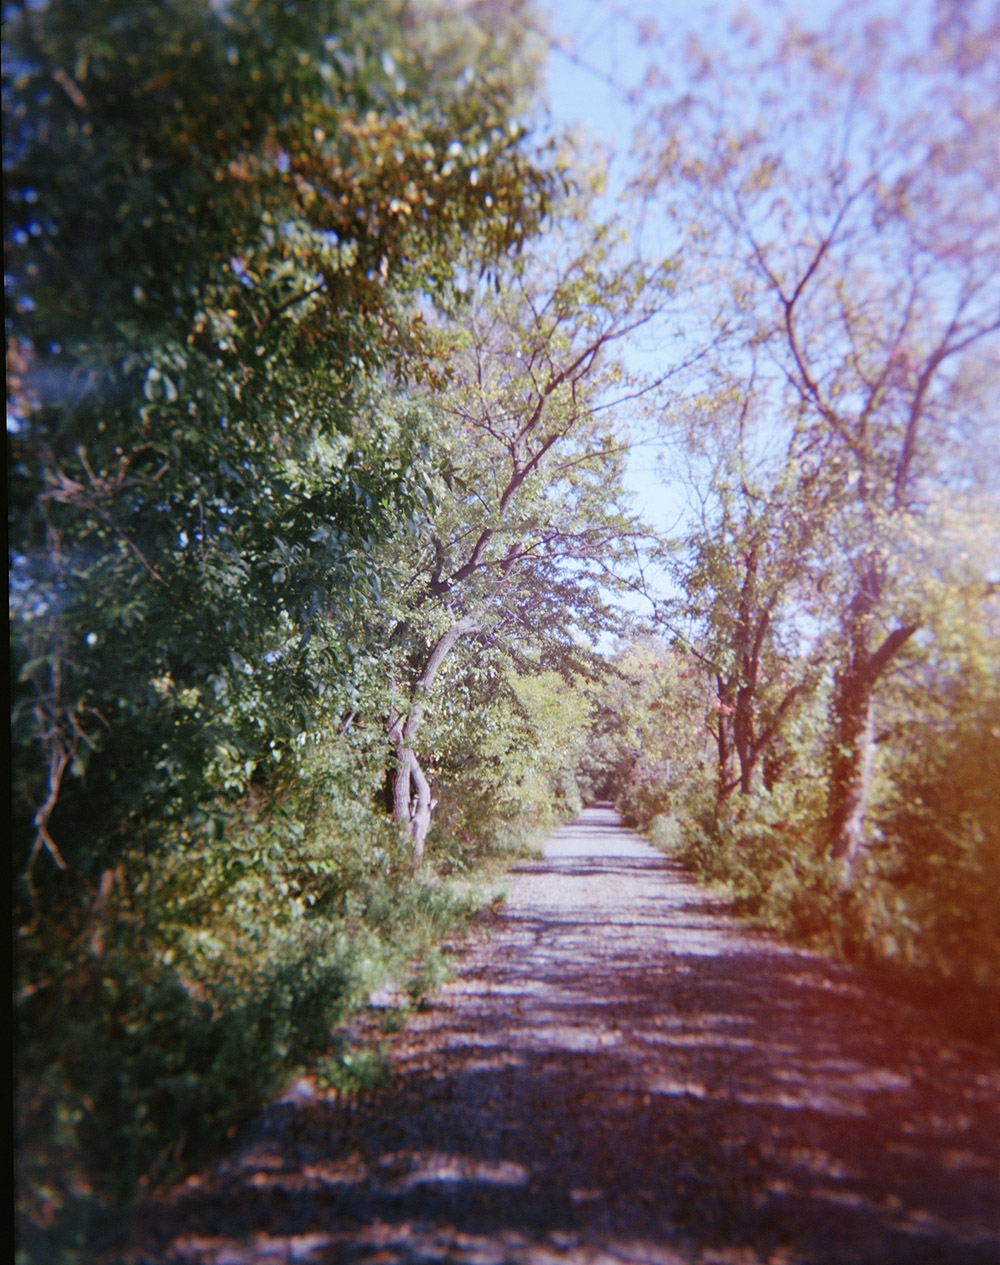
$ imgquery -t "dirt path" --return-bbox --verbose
[112,806,1000,1264]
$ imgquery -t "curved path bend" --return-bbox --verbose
[114,806,999,1265]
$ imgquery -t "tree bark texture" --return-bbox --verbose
[827,668,877,879]
[388,612,480,856]
[826,559,918,881]
[392,747,434,860]
[734,683,757,797]
[714,676,737,807]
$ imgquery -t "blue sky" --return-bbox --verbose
[532,1,880,616]
[532,0,922,541]
[533,2,698,539]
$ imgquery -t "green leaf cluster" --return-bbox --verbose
[7,1,587,1255]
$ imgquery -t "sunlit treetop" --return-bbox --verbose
[4,0,555,384]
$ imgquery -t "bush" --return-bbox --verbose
[614,757,673,832]
[660,693,1000,1002]
[648,813,683,854]
[15,784,487,1265]
[672,778,840,940]
[862,688,1000,987]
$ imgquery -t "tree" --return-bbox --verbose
[867,530,1000,985]
[424,660,594,858]
[6,0,554,899]
[9,0,597,1245]
[382,207,674,852]
[582,637,714,832]
[663,378,827,805]
[636,0,1000,878]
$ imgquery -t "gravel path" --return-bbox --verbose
[113,806,1000,1264]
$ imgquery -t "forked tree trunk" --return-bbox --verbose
[392,746,434,859]
[387,611,480,858]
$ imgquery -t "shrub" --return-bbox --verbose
[863,688,1000,987]
[15,784,489,1265]
[648,813,683,854]
[672,777,839,940]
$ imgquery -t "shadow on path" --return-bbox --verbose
[109,807,1000,1265]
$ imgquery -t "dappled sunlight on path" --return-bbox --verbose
[108,807,1000,1265]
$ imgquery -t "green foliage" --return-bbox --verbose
[424,665,591,873]
[860,636,1000,987]
[7,0,556,891]
[580,639,715,829]
[615,2,1000,1021]
[600,603,1000,1008]
[647,813,683,854]
[14,2,997,1257]
[378,203,670,848]
[315,1043,394,1096]
[15,785,483,1260]
[675,778,836,934]
[7,1,568,1258]
[636,0,1000,867]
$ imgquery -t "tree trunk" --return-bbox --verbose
[392,747,434,859]
[387,611,480,858]
[734,682,757,796]
[826,558,918,883]
[827,665,877,882]
[714,675,737,807]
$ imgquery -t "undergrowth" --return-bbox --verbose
[646,773,1000,1043]
[14,793,504,1265]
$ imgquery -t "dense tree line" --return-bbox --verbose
[8,2,999,1259]
[606,0,1000,989]
[8,2,654,1254]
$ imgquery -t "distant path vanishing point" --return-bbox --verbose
[112,805,1000,1265]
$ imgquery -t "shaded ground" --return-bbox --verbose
[105,806,1000,1264]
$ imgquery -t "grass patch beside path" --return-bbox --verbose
[645,810,1000,1050]
[16,824,524,1265]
